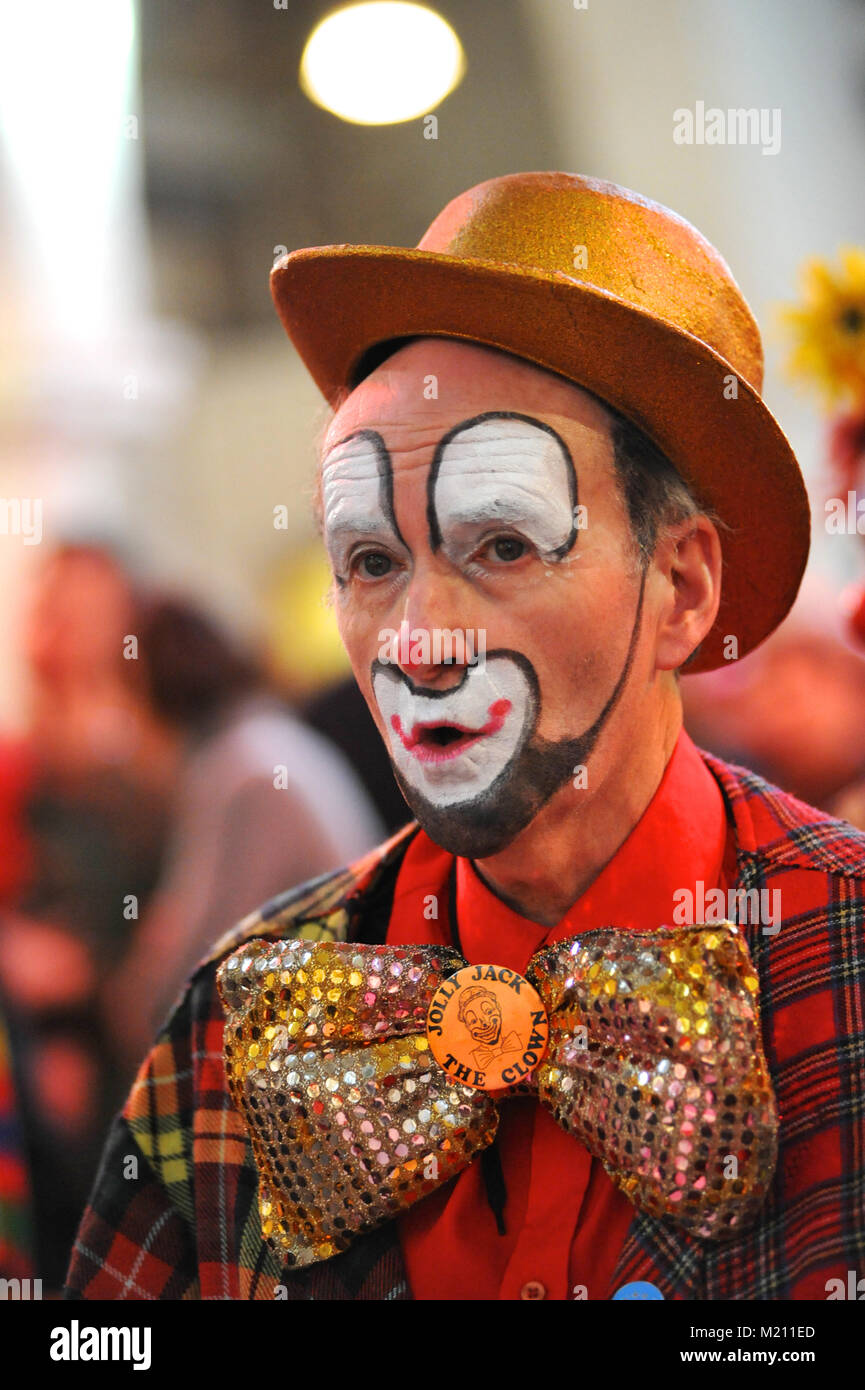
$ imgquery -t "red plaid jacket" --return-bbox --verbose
[65,752,865,1300]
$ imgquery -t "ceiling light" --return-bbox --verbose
[300,2,465,126]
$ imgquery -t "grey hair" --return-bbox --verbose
[604,409,722,672]
[606,406,714,568]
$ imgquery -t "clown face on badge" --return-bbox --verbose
[319,339,650,860]
[458,986,502,1046]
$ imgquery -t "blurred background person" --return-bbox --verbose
[0,543,386,1289]
[103,593,385,1070]
[304,673,410,834]
[683,577,865,812]
[0,542,177,1291]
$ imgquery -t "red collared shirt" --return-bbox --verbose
[385,728,737,1300]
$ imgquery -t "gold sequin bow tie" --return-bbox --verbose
[218,924,778,1268]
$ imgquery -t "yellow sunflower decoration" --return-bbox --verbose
[781,247,865,409]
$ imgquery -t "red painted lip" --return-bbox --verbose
[391,699,512,764]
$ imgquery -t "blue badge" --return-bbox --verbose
[612,1281,664,1300]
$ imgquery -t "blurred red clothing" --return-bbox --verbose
[0,738,33,904]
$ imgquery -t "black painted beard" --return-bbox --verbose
[386,569,647,859]
[389,720,609,858]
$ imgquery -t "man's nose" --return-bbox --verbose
[395,566,476,689]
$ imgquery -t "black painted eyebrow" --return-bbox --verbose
[323,428,407,550]
[425,411,578,557]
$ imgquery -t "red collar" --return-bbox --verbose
[386,729,734,974]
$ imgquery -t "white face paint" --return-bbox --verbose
[321,430,403,581]
[321,412,641,857]
[430,414,577,565]
[372,656,535,808]
[324,415,588,851]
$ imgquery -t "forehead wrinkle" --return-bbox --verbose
[322,429,394,500]
[321,427,409,549]
[321,428,387,481]
[321,424,383,465]
[323,419,441,468]
[428,411,579,553]
[321,457,382,512]
[438,432,568,466]
[439,496,557,535]
[321,461,386,527]
[323,512,394,540]
[321,459,383,502]
[435,423,576,496]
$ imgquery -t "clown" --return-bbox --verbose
[457,984,522,1072]
[68,173,865,1302]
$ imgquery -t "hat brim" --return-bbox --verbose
[271,245,810,674]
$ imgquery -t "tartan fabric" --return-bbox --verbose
[65,753,865,1300]
[0,1011,33,1280]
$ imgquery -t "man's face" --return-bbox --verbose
[462,994,502,1046]
[320,338,652,859]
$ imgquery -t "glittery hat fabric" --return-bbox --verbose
[218,923,778,1268]
[269,171,810,674]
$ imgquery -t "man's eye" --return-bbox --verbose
[356,551,392,579]
[489,536,526,563]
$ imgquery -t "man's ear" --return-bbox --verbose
[653,515,722,672]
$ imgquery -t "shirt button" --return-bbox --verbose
[520,1280,546,1300]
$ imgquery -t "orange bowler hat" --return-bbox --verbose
[270,170,810,673]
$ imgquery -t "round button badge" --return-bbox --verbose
[612,1281,664,1301]
[425,963,550,1091]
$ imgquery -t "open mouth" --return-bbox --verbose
[391,698,511,764]
[471,1025,500,1045]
